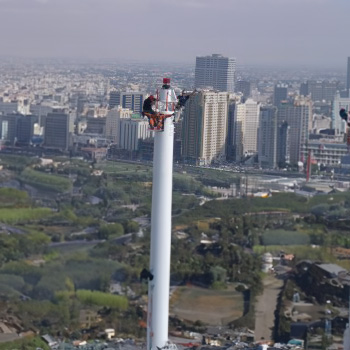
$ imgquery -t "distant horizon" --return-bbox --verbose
[0,54,347,72]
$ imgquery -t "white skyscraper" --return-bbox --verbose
[277,96,312,164]
[105,106,133,143]
[119,116,152,151]
[332,91,350,135]
[182,91,229,165]
[234,98,260,161]
[195,54,236,92]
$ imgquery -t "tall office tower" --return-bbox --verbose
[300,82,308,97]
[0,102,18,115]
[322,81,340,102]
[277,121,290,167]
[0,114,19,144]
[119,115,152,151]
[105,106,133,143]
[109,91,120,109]
[277,96,312,164]
[173,118,183,162]
[234,98,260,161]
[182,91,229,165]
[235,80,251,99]
[226,95,242,160]
[139,138,154,161]
[332,91,350,135]
[300,80,339,102]
[307,81,323,101]
[17,115,38,145]
[273,84,288,107]
[44,113,73,150]
[195,54,236,92]
[258,106,277,168]
[108,91,146,114]
[347,57,350,96]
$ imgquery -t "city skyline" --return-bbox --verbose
[0,0,349,67]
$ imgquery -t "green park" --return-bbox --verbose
[0,154,349,344]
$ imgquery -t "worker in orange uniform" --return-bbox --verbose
[143,95,157,129]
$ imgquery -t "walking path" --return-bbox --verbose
[254,275,283,341]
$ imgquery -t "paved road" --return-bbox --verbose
[254,275,283,341]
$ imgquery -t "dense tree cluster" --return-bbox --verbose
[0,157,350,342]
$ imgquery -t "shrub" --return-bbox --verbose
[19,168,72,193]
[76,289,128,309]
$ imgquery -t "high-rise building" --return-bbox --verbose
[235,81,251,99]
[108,91,146,114]
[44,113,73,150]
[119,115,152,151]
[300,80,339,102]
[258,106,277,169]
[109,91,121,109]
[0,102,18,115]
[0,114,19,144]
[277,97,312,164]
[322,81,340,102]
[0,114,38,145]
[105,106,133,143]
[332,91,350,135]
[347,57,350,95]
[182,91,229,165]
[234,98,260,161]
[277,121,290,167]
[195,54,236,92]
[226,95,242,160]
[138,138,154,161]
[300,83,308,97]
[17,115,38,145]
[307,81,323,101]
[174,118,183,162]
[273,84,288,107]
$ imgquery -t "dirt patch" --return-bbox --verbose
[170,285,244,325]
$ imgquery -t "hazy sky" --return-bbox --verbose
[0,0,349,67]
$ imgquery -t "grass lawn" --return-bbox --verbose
[19,168,72,193]
[0,336,49,350]
[170,285,244,325]
[48,241,98,255]
[262,229,310,245]
[0,207,51,224]
[96,160,151,174]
